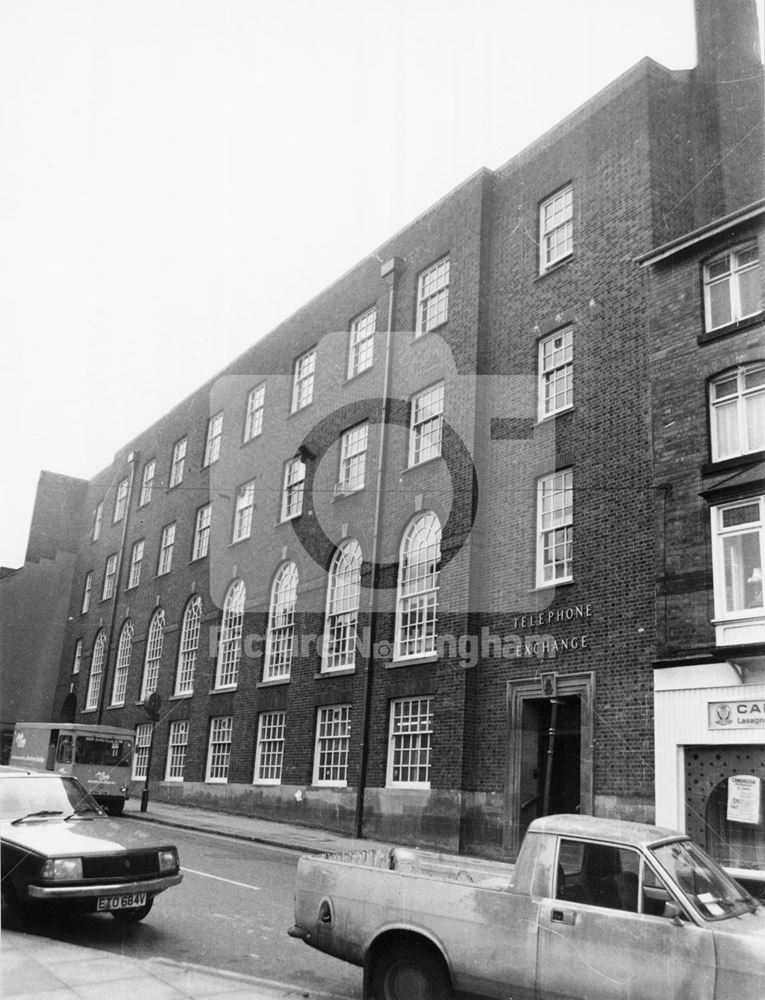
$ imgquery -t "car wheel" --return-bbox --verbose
[110,898,153,923]
[370,943,453,1000]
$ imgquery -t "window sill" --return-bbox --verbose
[253,779,282,786]
[411,321,448,342]
[536,405,575,426]
[537,254,574,280]
[344,364,375,384]
[314,668,356,679]
[209,685,237,695]
[332,486,365,502]
[169,692,193,701]
[400,456,443,476]
[531,579,574,592]
[277,514,303,526]
[697,310,765,345]
[257,677,290,688]
[229,536,251,548]
[188,554,209,564]
[205,778,229,785]
[385,783,431,791]
[388,653,439,668]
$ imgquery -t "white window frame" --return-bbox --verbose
[132,724,152,780]
[92,501,103,541]
[192,503,212,561]
[157,523,176,576]
[71,638,82,675]
[81,571,93,614]
[386,696,433,788]
[214,580,245,689]
[709,364,765,462]
[704,242,761,332]
[323,540,362,672]
[337,423,369,494]
[348,307,376,378]
[538,327,574,419]
[165,720,189,782]
[291,348,317,413]
[540,185,573,272]
[205,716,233,783]
[127,539,144,590]
[101,553,118,601]
[313,705,351,786]
[169,437,187,488]
[113,477,129,523]
[203,411,224,467]
[84,631,106,711]
[395,512,441,661]
[280,457,305,521]
[264,562,298,681]
[409,383,445,467]
[175,595,202,696]
[244,383,266,442]
[111,619,134,706]
[254,711,285,785]
[139,459,155,506]
[232,480,256,542]
[712,496,765,625]
[536,469,573,586]
[416,257,450,335]
[140,608,166,702]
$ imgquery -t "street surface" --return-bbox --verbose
[6,818,363,999]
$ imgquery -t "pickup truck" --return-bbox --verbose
[289,814,765,1000]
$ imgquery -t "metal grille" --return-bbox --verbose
[82,851,159,880]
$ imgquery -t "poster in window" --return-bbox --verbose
[727,774,761,825]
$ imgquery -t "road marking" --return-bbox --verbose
[182,866,262,891]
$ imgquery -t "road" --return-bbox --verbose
[10,818,363,999]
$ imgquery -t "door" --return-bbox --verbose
[519,696,581,842]
[535,840,716,1000]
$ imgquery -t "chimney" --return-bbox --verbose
[695,0,763,77]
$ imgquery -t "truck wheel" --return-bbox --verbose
[111,898,153,923]
[370,943,453,1000]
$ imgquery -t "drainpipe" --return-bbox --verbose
[96,451,139,724]
[542,698,561,817]
[354,256,402,839]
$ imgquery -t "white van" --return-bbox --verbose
[9,722,134,815]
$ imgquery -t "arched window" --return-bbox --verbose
[111,619,134,706]
[85,630,107,711]
[324,540,362,671]
[395,512,442,659]
[264,562,298,681]
[709,363,765,461]
[214,580,245,689]
[140,608,166,701]
[176,595,202,695]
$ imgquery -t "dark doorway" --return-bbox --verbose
[59,693,77,723]
[519,695,581,841]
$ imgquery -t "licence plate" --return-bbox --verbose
[97,892,147,912]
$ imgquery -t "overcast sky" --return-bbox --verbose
[1,0,752,568]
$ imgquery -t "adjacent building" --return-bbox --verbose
[3,0,763,859]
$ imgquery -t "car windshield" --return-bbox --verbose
[0,775,103,822]
[652,839,754,920]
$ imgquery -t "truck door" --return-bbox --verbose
[535,840,716,1000]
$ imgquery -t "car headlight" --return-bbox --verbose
[157,848,179,874]
[40,858,83,881]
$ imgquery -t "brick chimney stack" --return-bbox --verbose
[694,0,763,76]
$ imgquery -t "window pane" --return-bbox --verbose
[708,280,732,328]
[723,531,762,612]
[738,266,762,318]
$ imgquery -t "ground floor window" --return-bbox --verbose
[165,720,189,781]
[387,697,432,788]
[313,705,351,786]
[206,716,233,783]
[132,724,152,780]
[254,711,285,784]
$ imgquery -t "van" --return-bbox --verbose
[9,722,134,815]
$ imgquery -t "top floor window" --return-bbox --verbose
[139,459,155,506]
[710,364,765,461]
[348,307,376,378]
[416,257,449,335]
[113,478,129,523]
[92,501,103,541]
[704,243,761,332]
[292,348,316,413]
[169,437,187,488]
[244,384,265,442]
[203,412,224,467]
[540,185,573,272]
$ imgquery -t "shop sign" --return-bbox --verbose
[727,775,761,825]
[708,700,765,730]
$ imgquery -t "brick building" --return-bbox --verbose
[5,0,763,857]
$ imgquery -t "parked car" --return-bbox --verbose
[290,813,765,1000]
[0,767,182,922]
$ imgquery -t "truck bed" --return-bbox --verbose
[318,846,517,891]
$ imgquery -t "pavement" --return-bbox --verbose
[2,797,389,1000]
